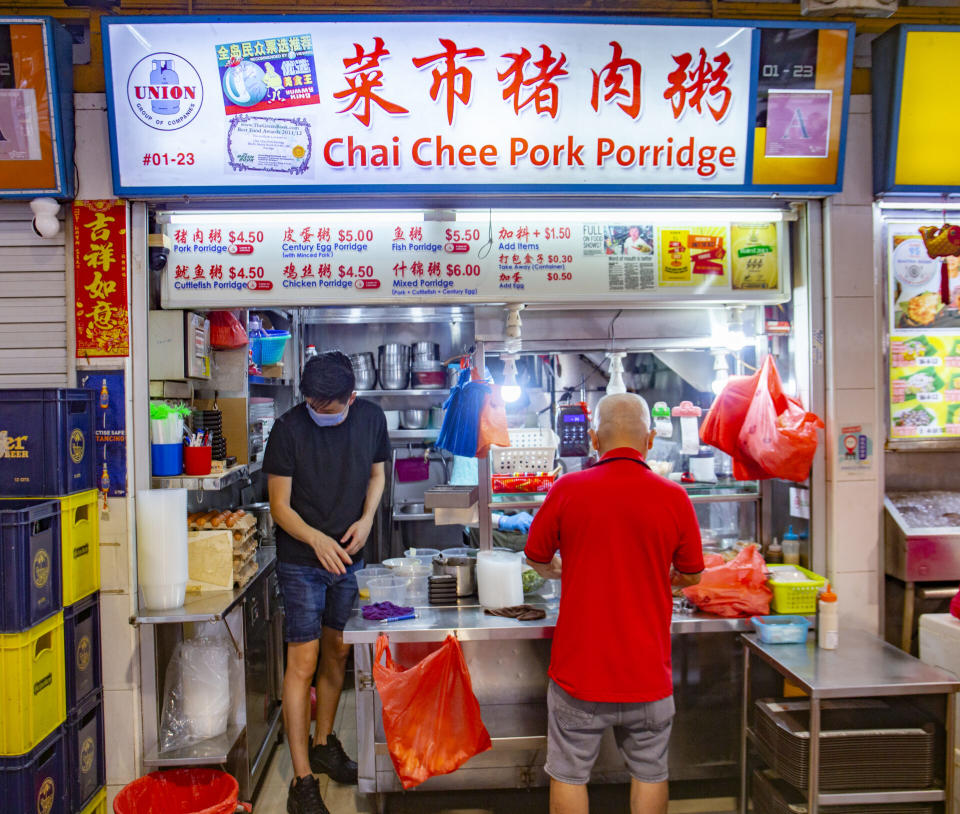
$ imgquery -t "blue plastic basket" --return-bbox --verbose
[751,615,810,644]
[251,330,290,366]
[63,593,101,715]
[65,691,104,813]
[0,727,66,814]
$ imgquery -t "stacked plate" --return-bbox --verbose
[192,410,228,460]
[754,698,935,791]
[429,575,457,605]
[751,768,935,814]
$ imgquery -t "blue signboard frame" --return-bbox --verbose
[101,14,853,199]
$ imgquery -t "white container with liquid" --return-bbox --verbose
[477,550,524,609]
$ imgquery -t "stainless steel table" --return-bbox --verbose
[344,600,762,798]
[739,628,960,814]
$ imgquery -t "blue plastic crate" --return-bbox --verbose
[0,389,95,496]
[0,727,66,814]
[63,593,101,715]
[0,500,61,633]
[251,330,289,366]
[65,691,103,813]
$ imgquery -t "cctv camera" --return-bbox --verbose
[30,197,60,239]
[148,233,172,272]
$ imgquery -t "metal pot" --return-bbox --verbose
[433,555,477,597]
[237,502,274,543]
[400,409,429,429]
[446,364,463,388]
[379,366,409,390]
[378,343,409,363]
[353,368,376,390]
[411,341,440,361]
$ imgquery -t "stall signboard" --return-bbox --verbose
[0,17,74,197]
[74,200,129,358]
[887,223,960,440]
[873,26,960,194]
[160,212,789,307]
[102,16,853,197]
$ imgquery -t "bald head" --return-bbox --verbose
[592,393,654,456]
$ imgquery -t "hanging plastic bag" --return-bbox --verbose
[208,310,248,349]
[700,366,762,457]
[950,589,960,621]
[437,367,489,458]
[682,544,773,618]
[373,633,491,789]
[476,385,510,457]
[738,356,824,483]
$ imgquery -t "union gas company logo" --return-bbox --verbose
[37,777,55,814]
[33,548,50,589]
[70,429,85,464]
[127,52,203,131]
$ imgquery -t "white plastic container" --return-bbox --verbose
[368,577,408,605]
[136,488,189,610]
[477,550,524,609]
[817,583,838,650]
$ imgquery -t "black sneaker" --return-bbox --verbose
[287,775,329,814]
[309,732,358,784]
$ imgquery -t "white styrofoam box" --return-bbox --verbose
[918,613,960,748]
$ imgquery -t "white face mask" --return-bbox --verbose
[306,402,349,427]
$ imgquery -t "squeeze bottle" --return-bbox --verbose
[766,536,783,564]
[782,525,800,565]
[818,583,838,650]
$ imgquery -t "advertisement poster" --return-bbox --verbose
[657,226,729,288]
[161,213,788,307]
[889,333,960,439]
[77,370,127,498]
[74,200,129,358]
[763,90,832,159]
[731,222,779,290]
[837,424,873,472]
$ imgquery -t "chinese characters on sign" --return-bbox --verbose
[74,200,128,358]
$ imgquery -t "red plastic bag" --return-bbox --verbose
[476,385,510,458]
[950,589,960,621]
[682,544,773,618]
[112,768,244,814]
[373,634,491,789]
[738,357,824,483]
[208,310,248,350]
[701,366,762,456]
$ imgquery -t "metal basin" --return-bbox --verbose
[433,555,477,596]
[400,502,426,514]
[237,502,274,542]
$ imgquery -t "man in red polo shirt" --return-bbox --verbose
[525,393,704,814]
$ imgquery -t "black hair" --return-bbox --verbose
[301,351,355,405]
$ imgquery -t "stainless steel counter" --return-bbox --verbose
[133,547,276,625]
[343,599,759,644]
[742,627,960,698]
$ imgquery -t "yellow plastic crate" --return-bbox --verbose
[0,613,66,756]
[767,564,827,614]
[0,490,100,607]
[56,490,100,606]
[79,786,107,814]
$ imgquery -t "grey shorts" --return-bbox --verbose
[545,680,675,785]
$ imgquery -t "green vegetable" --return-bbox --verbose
[522,568,545,595]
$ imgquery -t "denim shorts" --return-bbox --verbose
[276,558,363,642]
[545,681,675,785]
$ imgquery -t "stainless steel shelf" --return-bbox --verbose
[151,461,262,491]
[389,429,440,440]
[357,389,448,398]
[143,725,245,767]
[489,494,547,510]
[133,549,275,625]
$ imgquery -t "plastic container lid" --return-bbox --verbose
[820,583,837,602]
[784,525,799,541]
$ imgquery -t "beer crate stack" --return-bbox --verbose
[0,389,104,814]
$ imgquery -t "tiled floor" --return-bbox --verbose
[253,686,733,814]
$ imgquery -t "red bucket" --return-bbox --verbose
[113,769,242,814]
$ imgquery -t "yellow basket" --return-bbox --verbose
[767,565,827,614]
[0,613,66,756]
[0,490,100,606]
[79,786,107,814]
[56,490,100,606]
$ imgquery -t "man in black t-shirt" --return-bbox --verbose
[264,351,390,814]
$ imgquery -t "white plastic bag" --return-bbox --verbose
[159,636,232,752]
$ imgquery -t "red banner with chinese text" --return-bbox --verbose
[74,200,129,358]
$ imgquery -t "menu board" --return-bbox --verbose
[161,213,788,307]
[888,223,960,440]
